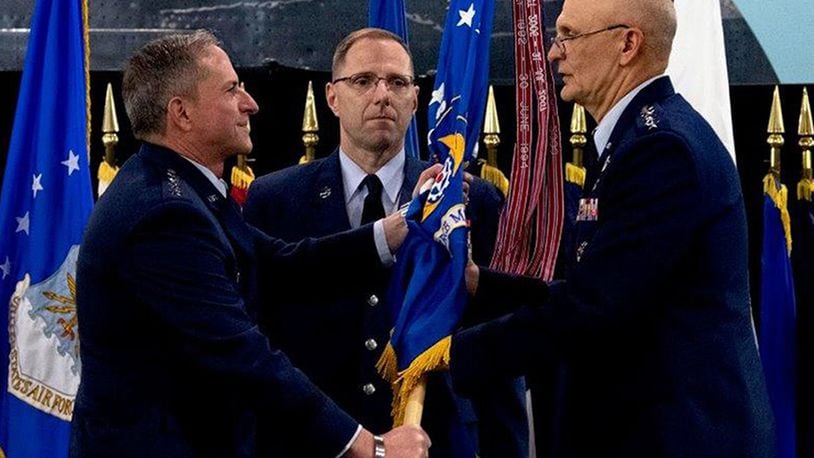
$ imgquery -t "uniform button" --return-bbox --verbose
[365,339,378,351]
[367,295,379,307]
[363,383,376,395]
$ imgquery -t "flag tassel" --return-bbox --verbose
[565,162,586,188]
[798,178,814,202]
[764,174,793,254]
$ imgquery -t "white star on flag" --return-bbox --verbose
[32,173,44,198]
[430,83,445,106]
[457,3,476,28]
[0,256,10,280]
[62,150,80,176]
[16,211,30,235]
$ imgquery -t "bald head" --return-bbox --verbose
[550,0,677,121]
[604,0,677,71]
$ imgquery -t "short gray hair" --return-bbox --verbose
[122,30,220,139]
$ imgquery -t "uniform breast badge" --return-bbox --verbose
[576,198,599,221]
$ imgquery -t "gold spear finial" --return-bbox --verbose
[483,85,501,167]
[102,83,119,165]
[569,103,587,168]
[479,85,509,196]
[97,83,121,196]
[799,87,813,200]
[800,87,813,138]
[300,81,319,164]
[767,86,785,174]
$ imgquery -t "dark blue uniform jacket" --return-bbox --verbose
[451,77,777,457]
[71,143,378,457]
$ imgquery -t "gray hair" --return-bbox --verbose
[122,30,220,139]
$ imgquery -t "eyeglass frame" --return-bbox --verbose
[331,72,416,94]
[549,24,631,56]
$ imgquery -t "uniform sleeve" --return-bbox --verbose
[452,133,701,395]
[121,202,359,456]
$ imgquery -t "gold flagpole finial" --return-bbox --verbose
[300,81,319,164]
[565,103,588,188]
[478,85,509,197]
[799,87,813,138]
[799,87,814,200]
[483,85,501,167]
[98,82,121,196]
[102,83,119,164]
[767,86,785,174]
[569,103,587,135]
[569,103,587,168]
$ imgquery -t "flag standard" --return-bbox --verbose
[377,0,495,427]
[759,174,797,458]
[0,0,93,456]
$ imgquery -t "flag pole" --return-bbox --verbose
[402,377,427,425]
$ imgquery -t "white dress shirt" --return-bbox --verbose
[339,148,406,266]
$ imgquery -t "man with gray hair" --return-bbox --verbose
[71,30,432,457]
[450,0,777,456]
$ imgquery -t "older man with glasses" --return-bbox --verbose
[244,28,527,457]
[449,0,777,456]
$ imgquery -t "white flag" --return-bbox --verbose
[668,0,737,162]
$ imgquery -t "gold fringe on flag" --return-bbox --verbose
[231,165,255,190]
[97,161,119,196]
[376,336,452,426]
[375,342,399,384]
[764,174,793,254]
[229,165,255,206]
[565,162,586,188]
[480,161,510,197]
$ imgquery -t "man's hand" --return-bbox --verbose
[383,211,408,253]
[346,426,431,458]
[413,164,443,198]
[383,425,431,458]
[465,259,479,297]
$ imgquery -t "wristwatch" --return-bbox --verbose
[373,434,385,458]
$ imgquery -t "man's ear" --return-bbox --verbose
[412,86,419,114]
[619,28,645,66]
[167,96,193,132]
[326,83,340,117]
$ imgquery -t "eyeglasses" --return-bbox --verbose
[549,24,630,57]
[332,72,415,95]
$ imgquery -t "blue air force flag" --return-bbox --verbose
[0,0,93,456]
[378,0,495,426]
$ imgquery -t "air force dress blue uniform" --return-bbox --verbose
[71,143,379,457]
[244,150,528,457]
[450,77,776,457]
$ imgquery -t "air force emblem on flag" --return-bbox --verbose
[7,245,81,421]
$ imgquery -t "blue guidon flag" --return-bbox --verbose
[759,173,798,458]
[376,0,495,426]
[0,0,93,456]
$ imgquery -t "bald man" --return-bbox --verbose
[449,0,776,456]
